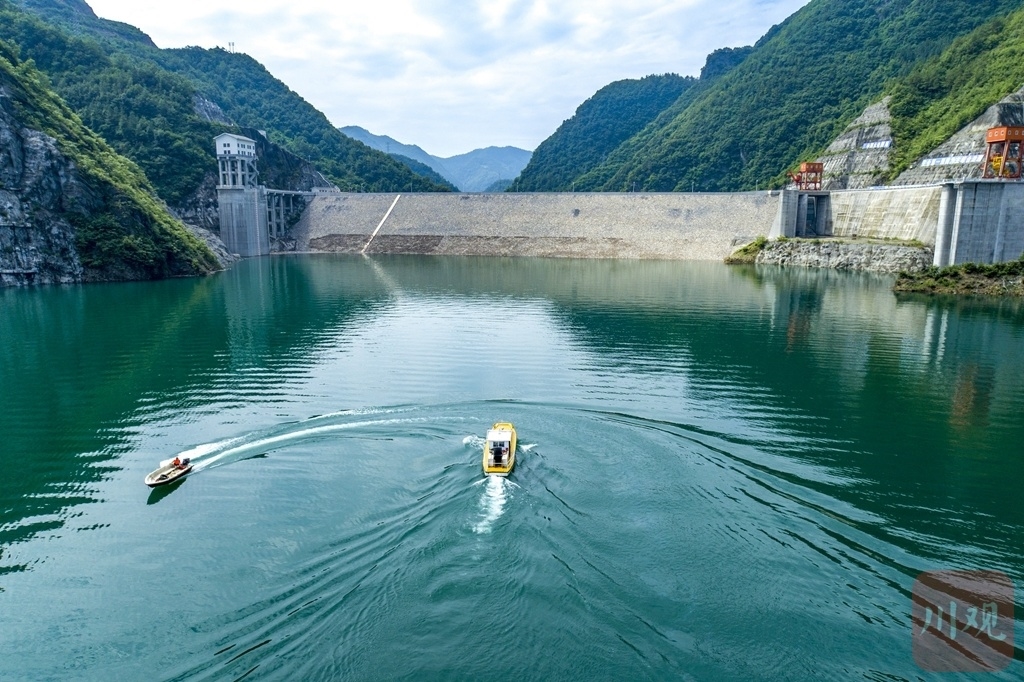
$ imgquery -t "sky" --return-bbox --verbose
[86,0,811,158]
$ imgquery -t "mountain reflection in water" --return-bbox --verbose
[0,256,1021,681]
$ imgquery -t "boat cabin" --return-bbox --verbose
[486,428,513,466]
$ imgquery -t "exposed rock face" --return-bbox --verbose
[894,87,1024,186]
[193,96,233,126]
[756,240,932,273]
[170,170,219,231]
[244,128,334,193]
[0,84,99,286]
[817,98,893,189]
[183,222,239,266]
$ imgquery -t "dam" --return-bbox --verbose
[215,133,1024,267]
[291,191,779,260]
[282,183,1024,266]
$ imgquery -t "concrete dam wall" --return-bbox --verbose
[292,192,783,261]
[279,183,1024,267]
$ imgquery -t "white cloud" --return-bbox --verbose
[85,0,810,157]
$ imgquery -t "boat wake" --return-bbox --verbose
[462,434,486,448]
[164,408,425,474]
[473,475,513,534]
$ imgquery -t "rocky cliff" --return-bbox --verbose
[0,42,220,286]
[0,81,93,285]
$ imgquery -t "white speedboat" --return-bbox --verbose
[144,457,192,487]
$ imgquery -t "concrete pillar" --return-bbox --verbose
[948,183,972,265]
[815,194,832,236]
[218,187,270,257]
[993,183,1010,262]
[933,183,957,267]
[770,190,798,238]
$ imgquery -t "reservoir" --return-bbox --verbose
[1,255,1022,680]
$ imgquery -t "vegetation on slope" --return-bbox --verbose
[514,74,694,192]
[887,8,1024,178]
[724,235,768,264]
[894,256,1024,296]
[154,48,450,193]
[572,0,1022,192]
[4,0,450,204]
[485,179,513,192]
[391,154,459,191]
[0,1,220,205]
[14,0,155,45]
[0,39,219,279]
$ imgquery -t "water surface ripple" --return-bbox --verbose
[1,256,1022,680]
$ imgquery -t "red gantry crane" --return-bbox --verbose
[982,126,1024,179]
[787,162,824,191]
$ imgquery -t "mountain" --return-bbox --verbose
[442,147,532,193]
[3,0,451,207]
[0,38,218,284]
[341,125,532,192]
[390,154,459,191]
[886,8,1024,180]
[537,0,1023,192]
[813,4,1024,189]
[340,125,444,173]
[153,48,450,194]
[14,0,154,45]
[514,74,695,192]
[485,178,514,192]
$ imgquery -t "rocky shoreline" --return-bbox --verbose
[894,259,1024,296]
[753,239,933,274]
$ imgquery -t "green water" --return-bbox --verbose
[0,255,1021,681]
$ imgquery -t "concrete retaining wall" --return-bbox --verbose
[293,192,783,261]
[828,186,943,243]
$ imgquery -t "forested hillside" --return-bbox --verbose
[547,0,1024,192]
[390,154,459,191]
[0,39,218,280]
[0,1,220,204]
[886,7,1024,179]
[155,48,449,193]
[3,0,450,203]
[514,74,694,191]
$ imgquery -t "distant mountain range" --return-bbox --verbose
[340,126,532,192]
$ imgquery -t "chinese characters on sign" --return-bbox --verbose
[912,570,1015,672]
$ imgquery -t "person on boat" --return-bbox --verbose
[172,457,182,468]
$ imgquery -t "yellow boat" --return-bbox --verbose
[483,422,516,476]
